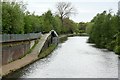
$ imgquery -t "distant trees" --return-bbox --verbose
[86,22,93,34]
[42,10,56,33]
[2,1,120,54]
[62,18,77,34]
[2,1,78,34]
[88,11,120,54]
[24,12,42,33]
[56,2,76,27]
[78,22,87,33]
[54,15,62,34]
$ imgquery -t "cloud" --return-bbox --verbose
[23,0,118,22]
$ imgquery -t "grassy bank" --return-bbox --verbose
[38,44,57,59]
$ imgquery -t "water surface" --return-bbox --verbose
[6,36,118,78]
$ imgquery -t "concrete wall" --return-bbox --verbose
[52,37,59,44]
[1,30,59,65]
[2,40,36,65]
[40,31,59,53]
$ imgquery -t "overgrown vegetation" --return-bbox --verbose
[87,11,120,55]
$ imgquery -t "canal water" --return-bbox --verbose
[6,36,118,78]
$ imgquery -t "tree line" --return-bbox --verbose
[3,1,119,54]
[2,1,86,35]
[87,11,120,54]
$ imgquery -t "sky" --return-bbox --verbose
[21,0,120,23]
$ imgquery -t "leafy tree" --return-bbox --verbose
[41,10,55,33]
[2,2,25,34]
[88,10,120,54]
[62,18,77,34]
[2,1,79,35]
[78,22,87,33]
[89,11,106,47]
[24,12,42,33]
[54,15,62,34]
[86,22,94,34]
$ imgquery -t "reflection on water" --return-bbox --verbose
[6,36,118,78]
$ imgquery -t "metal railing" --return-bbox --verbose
[1,32,42,43]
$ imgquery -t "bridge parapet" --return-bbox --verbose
[40,30,59,53]
[1,30,59,65]
[1,32,42,65]
[1,32,42,43]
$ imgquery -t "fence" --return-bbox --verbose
[1,32,42,43]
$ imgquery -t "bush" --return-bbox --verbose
[106,40,116,51]
[114,46,120,55]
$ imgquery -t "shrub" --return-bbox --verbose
[114,45,120,55]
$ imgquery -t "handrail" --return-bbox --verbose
[1,32,42,43]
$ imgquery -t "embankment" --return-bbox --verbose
[1,30,59,77]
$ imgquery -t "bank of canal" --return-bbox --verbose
[5,36,118,78]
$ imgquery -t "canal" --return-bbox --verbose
[5,36,118,78]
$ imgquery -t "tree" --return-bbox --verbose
[89,11,106,47]
[88,10,120,54]
[62,18,76,34]
[0,2,1,34]
[54,15,62,34]
[2,1,78,35]
[114,11,120,54]
[56,2,76,27]
[78,22,87,33]
[2,1,25,34]
[24,12,42,33]
[86,22,94,34]
[41,10,55,33]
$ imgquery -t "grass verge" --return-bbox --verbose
[38,44,57,59]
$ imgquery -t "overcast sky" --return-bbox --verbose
[22,0,120,22]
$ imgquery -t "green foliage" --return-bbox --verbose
[38,44,57,58]
[114,32,120,54]
[106,40,116,51]
[114,46,120,54]
[2,2,24,34]
[88,11,120,54]
[2,1,79,35]
[62,18,77,34]
[78,22,87,33]
[86,22,94,34]
[54,15,62,34]
[41,10,55,33]
[24,13,42,33]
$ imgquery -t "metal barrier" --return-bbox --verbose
[1,32,42,43]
